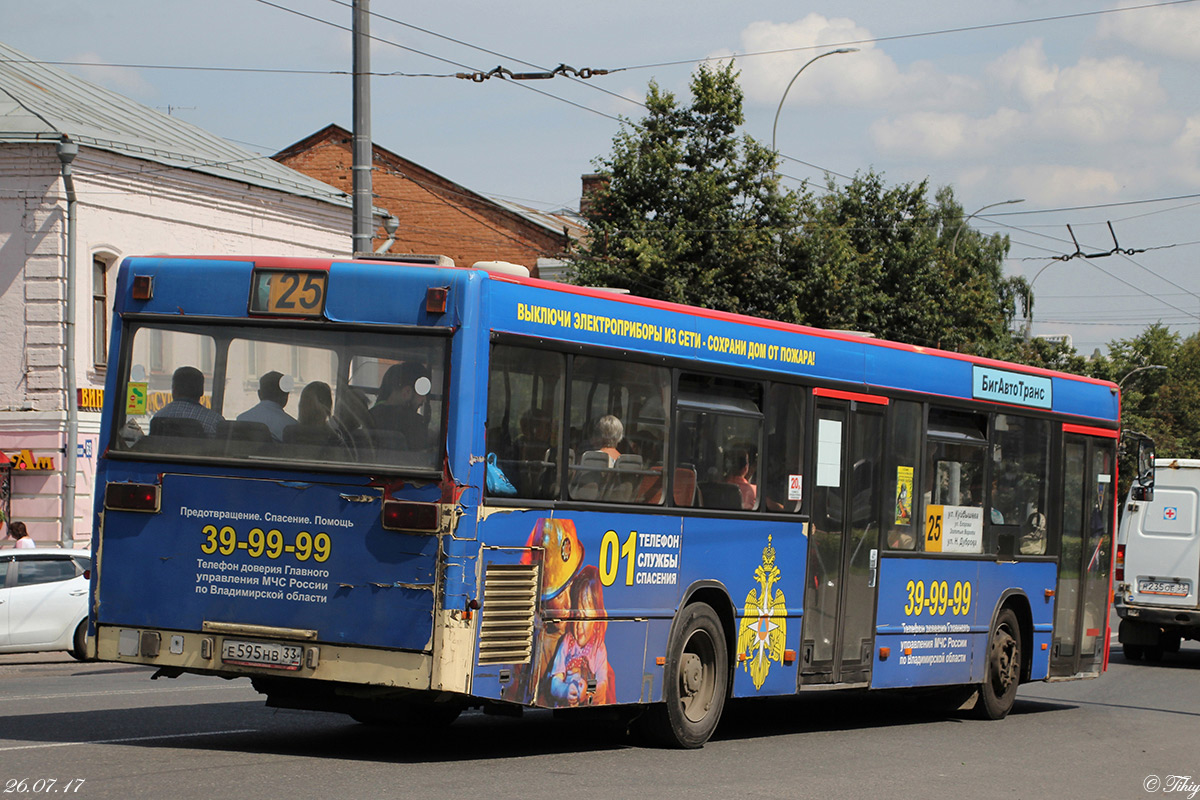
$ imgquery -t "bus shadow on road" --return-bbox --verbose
[711,689,1072,743]
[2,688,1084,763]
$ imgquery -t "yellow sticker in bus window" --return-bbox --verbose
[925,504,944,552]
[126,382,148,415]
[895,466,913,525]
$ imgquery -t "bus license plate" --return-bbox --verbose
[221,639,304,670]
[1138,579,1190,597]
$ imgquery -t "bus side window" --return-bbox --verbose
[764,383,806,513]
[487,345,565,500]
[568,356,668,505]
[885,400,922,549]
[991,414,1052,556]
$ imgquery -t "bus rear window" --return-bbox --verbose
[112,322,447,473]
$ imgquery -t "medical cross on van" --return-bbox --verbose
[1164,507,1178,521]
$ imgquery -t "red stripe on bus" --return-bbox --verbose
[813,388,890,405]
[1063,423,1119,439]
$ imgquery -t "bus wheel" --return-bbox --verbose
[643,603,728,748]
[975,608,1021,720]
[1144,645,1165,663]
[1122,643,1144,661]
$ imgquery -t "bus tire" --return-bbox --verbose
[975,608,1021,720]
[642,602,728,749]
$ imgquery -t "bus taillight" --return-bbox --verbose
[382,500,439,532]
[1115,544,1125,581]
[104,482,161,513]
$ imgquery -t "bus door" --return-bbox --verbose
[801,393,886,685]
[1050,428,1117,677]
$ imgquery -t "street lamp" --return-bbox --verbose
[771,48,859,153]
[950,198,1024,255]
[1118,364,1167,390]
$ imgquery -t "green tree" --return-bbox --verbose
[783,179,1028,355]
[572,65,1030,358]
[1093,324,1200,458]
[569,62,799,320]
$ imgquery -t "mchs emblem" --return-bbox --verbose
[737,534,787,689]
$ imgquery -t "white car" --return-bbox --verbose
[0,548,91,660]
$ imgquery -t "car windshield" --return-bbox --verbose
[110,321,447,473]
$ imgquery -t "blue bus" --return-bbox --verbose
[91,255,1119,747]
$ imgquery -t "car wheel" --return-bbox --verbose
[69,620,89,661]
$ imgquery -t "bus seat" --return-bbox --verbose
[699,481,742,510]
[570,450,611,500]
[150,417,206,437]
[218,420,273,456]
[673,466,697,507]
[283,424,342,448]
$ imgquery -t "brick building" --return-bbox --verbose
[274,124,585,277]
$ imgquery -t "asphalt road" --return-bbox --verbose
[2,640,1198,800]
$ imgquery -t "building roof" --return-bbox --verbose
[274,123,585,243]
[487,196,587,242]
[0,41,349,207]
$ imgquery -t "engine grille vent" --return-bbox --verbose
[477,563,538,665]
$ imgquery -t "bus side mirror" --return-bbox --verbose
[1132,438,1155,501]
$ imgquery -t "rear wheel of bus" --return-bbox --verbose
[640,602,729,748]
[975,607,1021,720]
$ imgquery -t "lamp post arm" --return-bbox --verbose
[950,198,1024,255]
[771,48,858,153]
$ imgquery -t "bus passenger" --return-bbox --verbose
[725,446,758,510]
[154,366,223,435]
[236,371,296,441]
[589,415,623,465]
[370,362,431,449]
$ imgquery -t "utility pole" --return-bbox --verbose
[352,0,373,255]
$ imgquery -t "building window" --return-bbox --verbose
[93,256,109,368]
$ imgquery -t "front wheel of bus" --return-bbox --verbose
[976,608,1021,720]
[644,603,728,749]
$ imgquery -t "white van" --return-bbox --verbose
[1115,456,1200,661]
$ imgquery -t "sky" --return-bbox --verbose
[6,0,1200,359]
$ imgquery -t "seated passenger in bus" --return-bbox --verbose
[283,381,342,447]
[586,415,624,466]
[724,446,758,510]
[370,362,431,449]
[515,407,554,462]
[154,366,223,436]
[236,371,296,441]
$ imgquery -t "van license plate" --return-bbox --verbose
[1138,580,1190,597]
[221,639,303,670]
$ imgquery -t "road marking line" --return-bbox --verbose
[0,729,259,752]
[1,684,256,703]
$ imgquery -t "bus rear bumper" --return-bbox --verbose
[94,623,434,690]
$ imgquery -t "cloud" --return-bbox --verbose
[71,51,158,100]
[873,40,1176,159]
[1098,0,1200,61]
[718,14,977,110]
[1002,164,1124,205]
